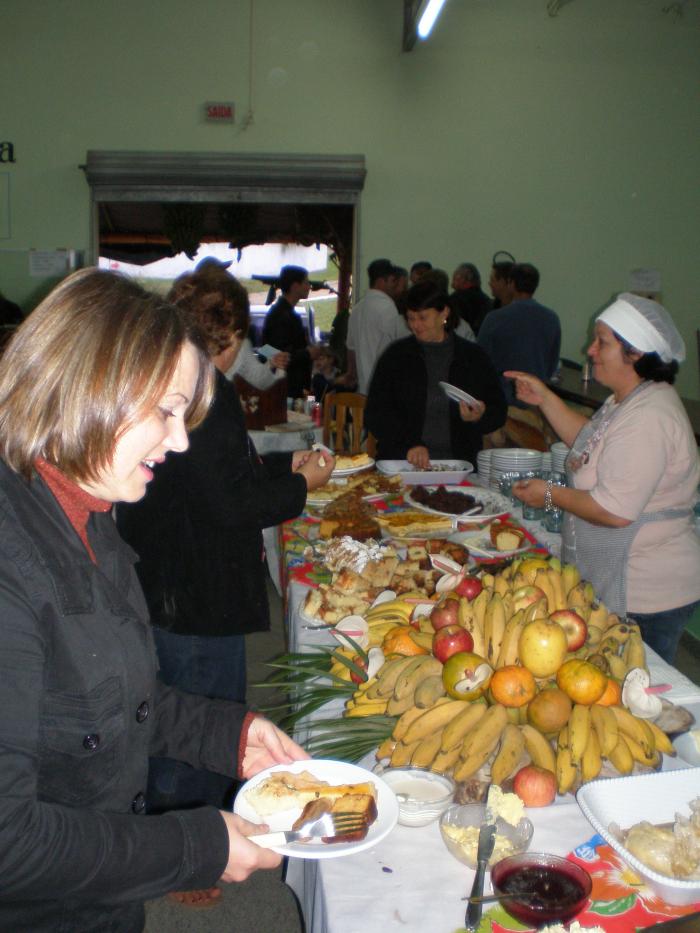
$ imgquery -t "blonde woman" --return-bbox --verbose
[0,269,307,932]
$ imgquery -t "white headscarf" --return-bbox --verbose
[596,293,685,363]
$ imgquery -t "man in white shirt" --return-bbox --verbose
[342,258,405,395]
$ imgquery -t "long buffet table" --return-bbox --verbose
[270,481,700,933]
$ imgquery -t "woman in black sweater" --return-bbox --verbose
[366,281,507,469]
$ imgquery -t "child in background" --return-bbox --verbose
[311,344,339,401]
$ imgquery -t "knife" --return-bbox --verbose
[465,816,496,931]
[642,911,700,932]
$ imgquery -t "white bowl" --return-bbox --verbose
[375,766,455,827]
[673,730,700,767]
[576,767,700,905]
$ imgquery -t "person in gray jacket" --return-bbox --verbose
[0,269,308,933]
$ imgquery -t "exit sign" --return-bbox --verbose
[204,101,235,123]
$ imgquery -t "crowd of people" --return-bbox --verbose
[0,252,697,928]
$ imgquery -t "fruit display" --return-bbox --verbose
[324,556,677,799]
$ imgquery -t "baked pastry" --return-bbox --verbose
[245,769,377,816]
[333,452,373,472]
[489,521,525,551]
[376,510,454,538]
[292,793,378,843]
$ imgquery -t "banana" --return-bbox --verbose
[547,567,567,611]
[623,631,647,671]
[346,700,388,717]
[568,704,591,765]
[580,727,602,783]
[393,705,430,742]
[520,723,557,772]
[525,597,549,622]
[411,731,443,768]
[373,656,418,697]
[567,582,591,612]
[646,720,676,757]
[491,723,526,785]
[590,704,618,757]
[440,700,488,751]
[620,733,658,768]
[472,589,489,640]
[414,673,447,708]
[604,622,635,645]
[585,625,604,649]
[390,739,421,767]
[556,726,578,794]
[494,574,510,597]
[588,601,610,631]
[457,703,509,765]
[458,597,475,629]
[454,723,508,782]
[517,558,550,584]
[609,705,655,758]
[484,593,507,667]
[481,573,496,590]
[607,735,634,774]
[534,568,557,615]
[408,630,434,652]
[495,610,526,668]
[432,743,463,774]
[365,599,414,621]
[403,699,466,745]
[394,656,442,701]
[561,562,582,598]
[376,737,396,761]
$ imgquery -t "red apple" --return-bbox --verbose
[511,585,547,614]
[513,764,557,807]
[549,609,588,652]
[349,655,367,685]
[430,598,460,632]
[432,624,474,663]
[453,575,483,600]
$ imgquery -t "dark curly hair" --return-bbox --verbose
[613,332,679,385]
[168,271,250,357]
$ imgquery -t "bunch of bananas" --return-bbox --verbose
[363,594,434,649]
[345,653,443,717]
[556,703,675,792]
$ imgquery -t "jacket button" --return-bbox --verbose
[83,734,100,751]
[132,793,146,814]
[136,701,149,723]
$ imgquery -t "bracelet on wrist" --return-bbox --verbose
[544,478,554,512]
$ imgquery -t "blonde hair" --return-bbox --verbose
[0,268,214,482]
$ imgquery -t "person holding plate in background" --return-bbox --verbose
[366,280,507,470]
[0,269,308,932]
[509,293,700,663]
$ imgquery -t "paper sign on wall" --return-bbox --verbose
[29,249,72,278]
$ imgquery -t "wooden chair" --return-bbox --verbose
[322,392,374,454]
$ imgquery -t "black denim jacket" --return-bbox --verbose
[0,463,245,932]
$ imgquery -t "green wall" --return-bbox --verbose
[2,0,699,397]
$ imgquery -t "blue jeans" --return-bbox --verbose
[627,600,700,665]
[147,627,247,813]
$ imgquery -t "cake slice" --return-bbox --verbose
[291,793,378,843]
[245,769,376,817]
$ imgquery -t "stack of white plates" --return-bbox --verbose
[490,448,543,488]
[476,449,492,485]
[550,441,570,473]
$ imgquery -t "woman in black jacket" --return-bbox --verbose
[0,269,308,932]
[117,271,333,821]
[366,281,507,468]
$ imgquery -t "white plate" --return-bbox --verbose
[331,458,376,478]
[448,529,532,558]
[234,759,398,860]
[576,767,700,906]
[438,381,478,407]
[405,485,512,522]
[376,459,474,485]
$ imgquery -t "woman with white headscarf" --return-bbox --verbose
[506,293,700,663]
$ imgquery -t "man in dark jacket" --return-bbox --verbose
[261,265,320,397]
[448,262,493,335]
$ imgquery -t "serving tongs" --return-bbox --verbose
[465,791,497,932]
[252,810,367,848]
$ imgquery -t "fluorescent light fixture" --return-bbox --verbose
[417,0,448,39]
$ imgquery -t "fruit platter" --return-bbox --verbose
[261,556,689,801]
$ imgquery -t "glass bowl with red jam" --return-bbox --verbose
[490,852,592,926]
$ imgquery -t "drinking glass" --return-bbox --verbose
[518,470,543,521]
[498,472,523,505]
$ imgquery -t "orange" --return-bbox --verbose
[381,625,429,657]
[556,659,608,705]
[489,665,537,708]
[527,687,572,733]
[595,677,622,707]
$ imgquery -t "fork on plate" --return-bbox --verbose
[251,810,368,847]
